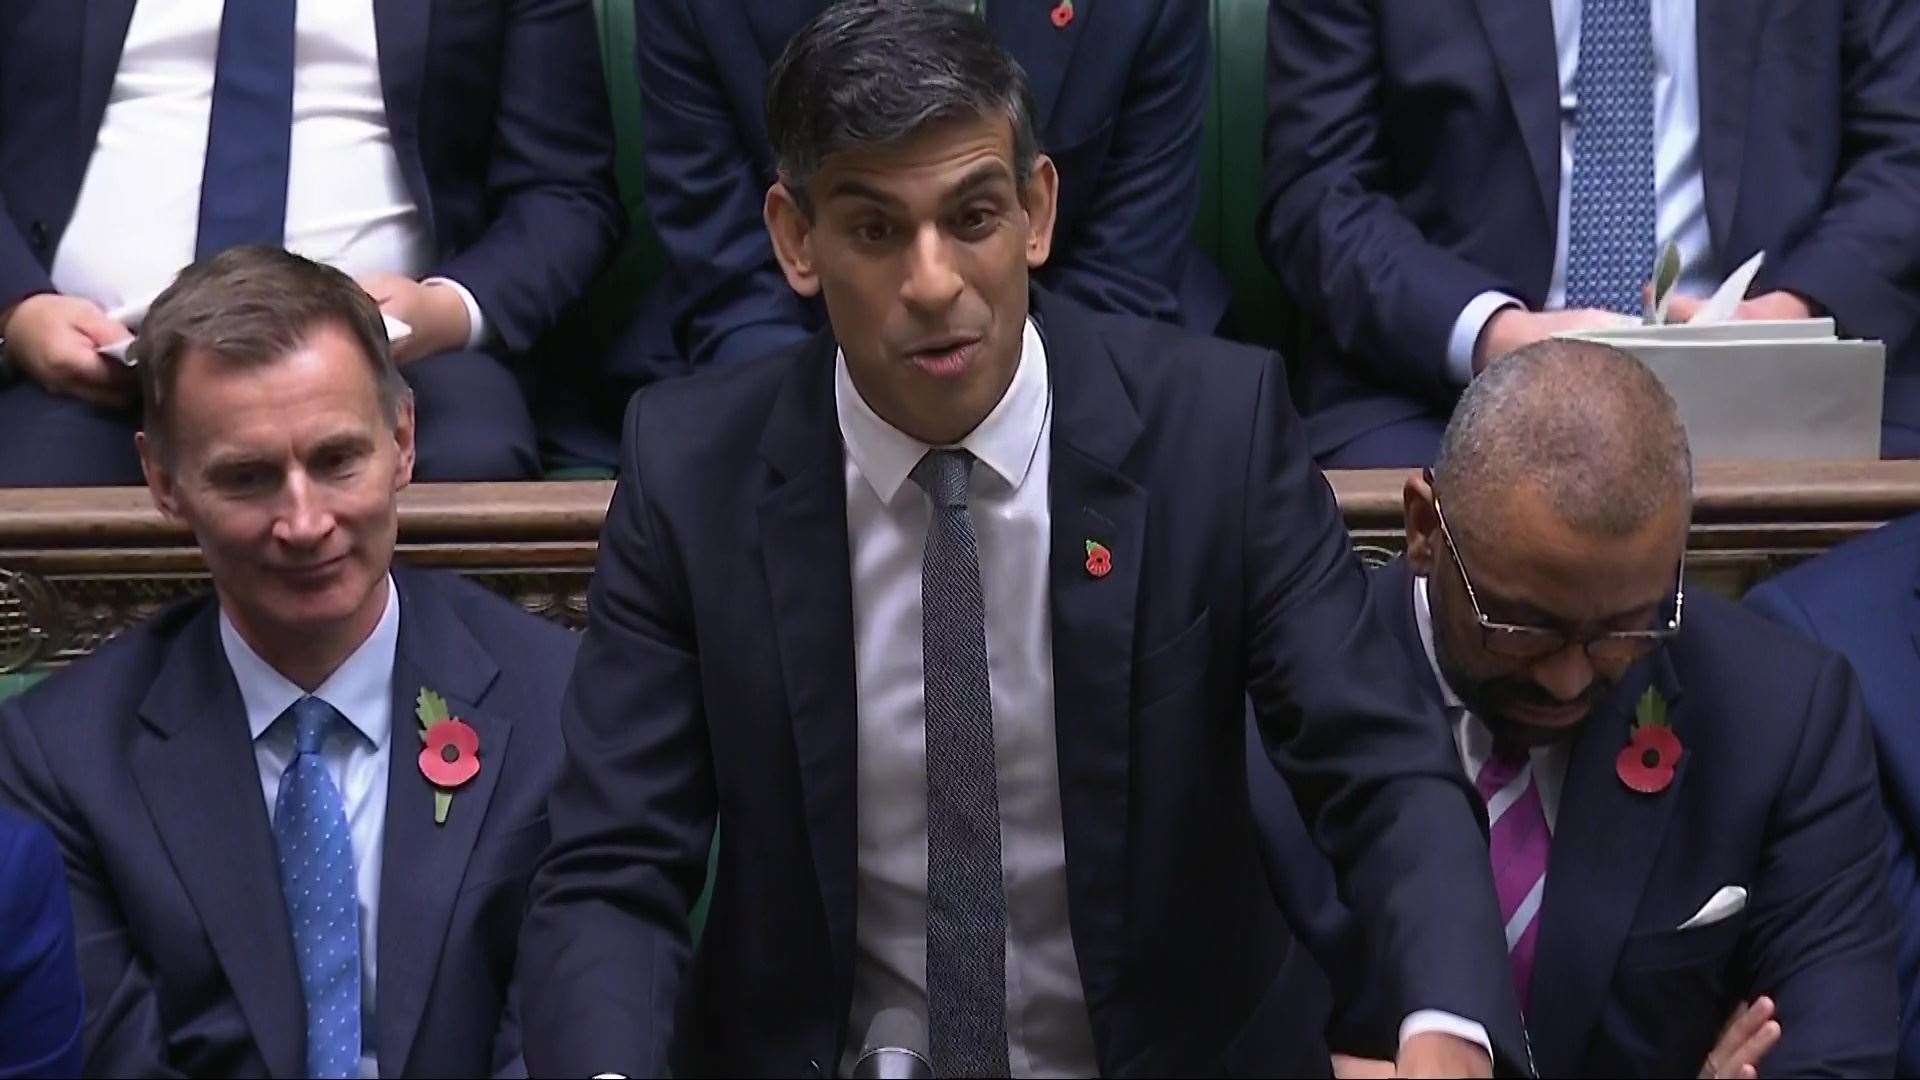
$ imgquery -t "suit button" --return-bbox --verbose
[27,221,47,252]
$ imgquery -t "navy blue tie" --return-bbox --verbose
[196,0,299,259]
[272,696,361,1080]
[1564,0,1656,315]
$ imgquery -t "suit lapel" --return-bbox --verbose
[1036,293,1145,1015]
[1694,0,1770,264]
[1527,653,1690,1077]
[78,0,137,163]
[374,571,506,1076]
[372,0,433,210]
[1470,0,1560,248]
[989,0,1089,135]
[757,339,862,1023]
[130,604,306,1080]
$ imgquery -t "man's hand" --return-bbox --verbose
[1473,307,1631,374]
[355,273,471,364]
[1699,996,1780,1080]
[1396,1031,1492,1078]
[0,293,136,407]
[1331,1052,1396,1078]
[1664,290,1815,326]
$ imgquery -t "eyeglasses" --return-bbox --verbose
[1431,493,1683,664]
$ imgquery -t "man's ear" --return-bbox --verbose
[391,394,417,493]
[136,430,182,521]
[1404,471,1440,577]
[1022,154,1060,270]
[765,180,822,298]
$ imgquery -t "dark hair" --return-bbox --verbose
[134,246,409,460]
[765,0,1039,212]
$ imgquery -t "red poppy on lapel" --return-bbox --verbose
[1051,1,1075,28]
[1616,687,1681,794]
[416,688,480,824]
[1084,539,1112,578]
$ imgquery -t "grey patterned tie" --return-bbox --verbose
[1564,0,1656,315]
[912,449,1011,1078]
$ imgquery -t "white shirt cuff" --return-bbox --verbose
[1400,1009,1494,1064]
[1447,291,1524,385]
[422,276,488,351]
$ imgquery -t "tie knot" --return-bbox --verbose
[287,696,341,757]
[912,450,975,510]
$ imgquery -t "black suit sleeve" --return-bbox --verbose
[518,390,716,1078]
[631,0,816,370]
[1757,0,1920,359]
[0,703,182,1079]
[1238,355,1528,1071]
[1259,0,1513,405]
[1736,655,1899,1077]
[432,0,624,355]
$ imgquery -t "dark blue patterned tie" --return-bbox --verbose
[272,696,361,1079]
[1564,0,1656,315]
[196,0,299,259]
[912,450,1011,1078]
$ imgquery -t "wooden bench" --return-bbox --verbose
[2,460,1916,675]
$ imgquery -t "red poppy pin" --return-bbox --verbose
[1084,539,1112,579]
[416,688,480,825]
[1616,687,1681,794]
[1050,1,1075,28]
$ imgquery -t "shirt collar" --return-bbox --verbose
[835,318,1051,506]
[220,574,400,749]
[1412,573,1465,710]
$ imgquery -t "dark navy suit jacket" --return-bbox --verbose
[614,0,1227,390]
[1260,0,1920,458]
[0,567,577,1078]
[1746,512,1920,1076]
[518,287,1526,1078]
[0,805,83,1079]
[0,0,623,357]
[1304,560,1899,1076]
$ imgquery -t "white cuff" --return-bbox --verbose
[1447,291,1524,385]
[1400,1009,1493,1064]
[422,276,488,351]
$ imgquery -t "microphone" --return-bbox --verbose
[851,1008,934,1079]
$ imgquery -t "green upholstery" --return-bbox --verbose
[1199,0,1290,350]
[588,0,667,347]
[0,670,47,703]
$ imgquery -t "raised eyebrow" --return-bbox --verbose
[946,163,1015,202]
[823,178,905,209]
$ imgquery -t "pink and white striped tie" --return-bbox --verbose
[1476,742,1550,1015]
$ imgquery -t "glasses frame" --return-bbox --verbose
[1430,491,1684,663]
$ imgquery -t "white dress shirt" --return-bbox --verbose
[1446,0,1714,383]
[1412,575,1571,829]
[222,575,399,1080]
[836,322,1494,1075]
[52,0,485,343]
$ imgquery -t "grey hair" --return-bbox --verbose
[764,0,1040,212]
[1433,338,1693,545]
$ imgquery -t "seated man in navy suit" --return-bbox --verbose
[1315,338,1898,1077]
[1746,512,1920,1074]
[576,0,1225,469]
[519,5,1530,1076]
[0,805,84,1079]
[0,0,623,484]
[1261,0,1920,467]
[0,247,578,1077]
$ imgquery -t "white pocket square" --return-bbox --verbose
[1678,885,1748,930]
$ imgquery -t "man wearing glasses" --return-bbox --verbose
[1316,338,1898,1078]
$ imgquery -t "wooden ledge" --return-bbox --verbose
[1,462,1916,672]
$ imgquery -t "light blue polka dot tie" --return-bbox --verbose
[272,696,362,1080]
[1565,0,1656,315]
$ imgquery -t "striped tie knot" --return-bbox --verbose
[912,450,975,510]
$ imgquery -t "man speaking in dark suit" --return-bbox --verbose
[1316,339,1898,1076]
[0,0,623,484]
[0,248,578,1077]
[1261,0,1920,467]
[519,4,1526,1076]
